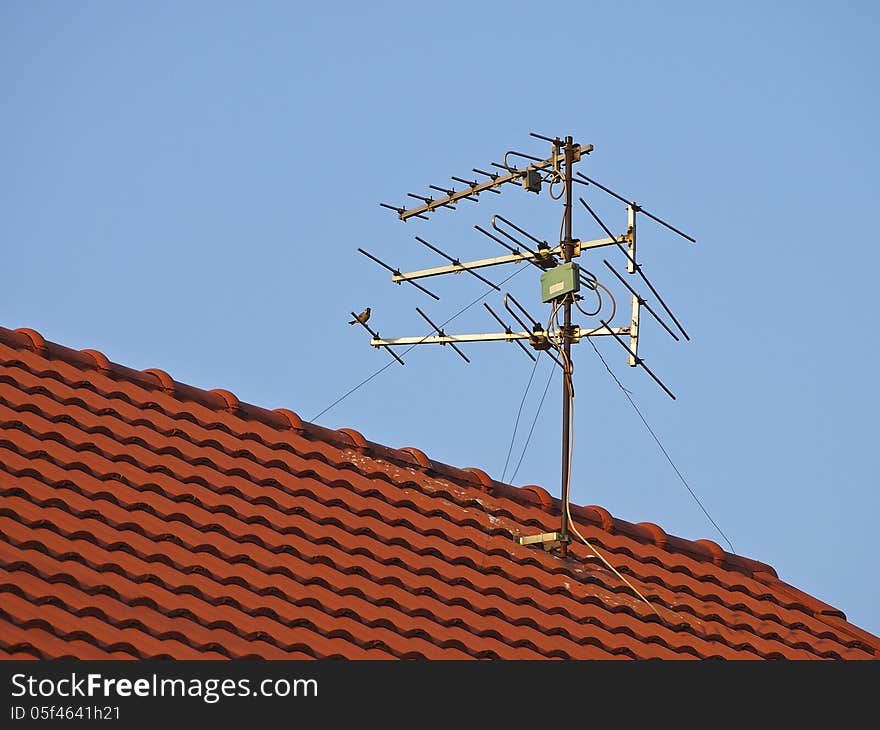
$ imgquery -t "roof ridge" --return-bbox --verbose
[750,571,880,655]
[0,324,776,581]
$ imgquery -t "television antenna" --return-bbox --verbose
[351,133,695,555]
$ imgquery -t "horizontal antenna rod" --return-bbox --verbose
[414,236,500,290]
[500,294,567,369]
[491,216,544,259]
[357,248,440,301]
[474,225,548,271]
[370,326,629,347]
[602,259,680,342]
[396,230,625,285]
[483,302,537,362]
[452,175,501,193]
[599,319,676,400]
[350,311,405,366]
[394,249,553,283]
[408,192,457,211]
[379,202,429,220]
[415,306,470,363]
[492,214,551,251]
[504,292,542,331]
[576,172,697,243]
[579,198,690,340]
[473,168,523,191]
[390,143,592,222]
[529,131,562,145]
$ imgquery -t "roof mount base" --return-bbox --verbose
[516,531,571,552]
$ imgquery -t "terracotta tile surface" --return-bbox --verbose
[0,325,877,660]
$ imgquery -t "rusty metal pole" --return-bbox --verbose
[560,136,574,551]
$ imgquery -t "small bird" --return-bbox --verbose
[349,307,371,325]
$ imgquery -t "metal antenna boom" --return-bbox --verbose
[474,225,551,272]
[414,236,500,290]
[388,143,593,221]
[350,311,405,366]
[415,307,471,363]
[357,247,440,301]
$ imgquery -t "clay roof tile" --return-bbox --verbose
[0,324,876,660]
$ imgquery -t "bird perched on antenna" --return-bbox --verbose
[349,307,371,325]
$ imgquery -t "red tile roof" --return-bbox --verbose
[1,324,877,660]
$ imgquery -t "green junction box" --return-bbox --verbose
[540,262,580,303]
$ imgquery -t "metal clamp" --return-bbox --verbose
[516,532,571,551]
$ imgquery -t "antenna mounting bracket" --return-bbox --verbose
[516,531,571,551]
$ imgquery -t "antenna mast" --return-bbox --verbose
[352,133,695,555]
[560,136,574,549]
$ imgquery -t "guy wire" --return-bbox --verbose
[313,265,529,421]
[501,353,542,482]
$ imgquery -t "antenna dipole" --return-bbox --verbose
[352,132,694,555]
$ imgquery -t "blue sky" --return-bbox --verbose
[3,1,878,638]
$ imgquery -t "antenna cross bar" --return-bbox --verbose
[390,233,628,284]
[370,326,629,348]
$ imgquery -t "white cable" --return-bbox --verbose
[552,293,662,619]
[563,412,661,618]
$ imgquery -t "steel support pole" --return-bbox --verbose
[560,137,574,550]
